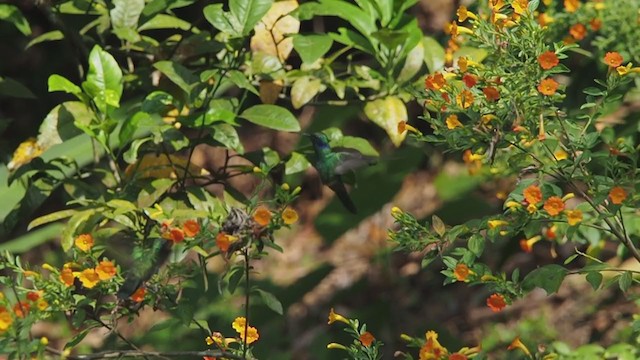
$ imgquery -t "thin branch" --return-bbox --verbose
[45,348,242,360]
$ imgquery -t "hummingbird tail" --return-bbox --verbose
[116,276,142,300]
[331,182,358,214]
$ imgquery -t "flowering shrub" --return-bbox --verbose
[0,0,639,359]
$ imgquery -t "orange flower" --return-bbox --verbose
[282,207,299,225]
[564,0,580,12]
[456,89,474,109]
[13,302,30,318]
[95,260,117,281]
[446,114,463,129]
[538,51,559,70]
[253,206,272,226]
[359,332,375,347]
[569,23,587,40]
[544,196,565,216]
[60,268,75,287]
[545,225,557,240]
[130,287,146,303]
[609,186,627,204]
[482,87,500,101]
[78,269,100,289]
[216,232,232,252]
[538,78,558,96]
[523,184,542,204]
[163,227,185,243]
[604,52,623,68]
[183,219,201,237]
[420,331,448,360]
[462,73,477,88]
[449,353,468,360]
[486,293,506,312]
[519,236,541,253]
[26,291,40,302]
[74,234,94,252]
[589,18,602,31]
[537,12,554,27]
[454,263,472,281]
[425,73,447,91]
[565,209,583,226]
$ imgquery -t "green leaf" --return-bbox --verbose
[82,46,124,113]
[48,75,82,97]
[292,34,333,64]
[226,70,259,95]
[139,14,192,31]
[334,136,379,157]
[398,41,425,83]
[528,0,540,12]
[26,30,64,49]
[239,104,300,132]
[138,179,175,208]
[0,4,31,35]
[61,210,97,251]
[254,288,283,315]
[619,271,632,292]
[422,36,445,72]
[111,0,145,29]
[203,4,236,35]
[65,328,94,349]
[37,102,93,150]
[212,123,244,154]
[371,29,408,50]
[468,234,484,257]
[291,76,322,109]
[230,0,274,35]
[585,271,602,290]
[153,61,198,95]
[522,264,568,295]
[285,151,310,175]
[0,77,36,99]
[28,209,77,230]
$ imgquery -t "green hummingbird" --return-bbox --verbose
[116,237,172,300]
[308,132,376,213]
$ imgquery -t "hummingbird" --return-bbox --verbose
[116,237,172,300]
[308,132,376,213]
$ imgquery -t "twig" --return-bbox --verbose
[45,347,242,360]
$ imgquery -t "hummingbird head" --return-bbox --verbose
[308,132,331,150]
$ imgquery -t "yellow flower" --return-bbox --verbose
[0,310,13,331]
[95,260,117,281]
[527,203,537,214]
[252,166,262,173]
[554,149,568,160]
[328,308,349,325]
[40,337,49,346]
[36,299,49,311]
[7,137,43,171]
[281,183,290,191]
[74,234,94,252]
[282,207,299,225]
[508,336,532,357]
[520,235,542,253]
[488,220,508,229]
[240,326,260,344]
[456,6,477,22]
[446,114,463,129]
[232,317,247,333]
[420,330,448,360]
[78,269,100,289]
[327,343,348,350]
[42,263,56,272]
[391,206,403,216]
[505,201,521,210]
[566,209,583,226]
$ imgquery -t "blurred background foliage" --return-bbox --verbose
[0,0,639,359]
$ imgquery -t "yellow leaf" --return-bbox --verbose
[432,215,446,237]
[291,76,323,109]
[250,0,300,62]
[363,96,408,147]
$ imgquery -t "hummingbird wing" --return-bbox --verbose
[329,177,358,214]
[334,150,377,175]
[117,238,171,299]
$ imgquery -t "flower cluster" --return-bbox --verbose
[203,317,260,359]
[326,308,382,358]
[400,329,480,360]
